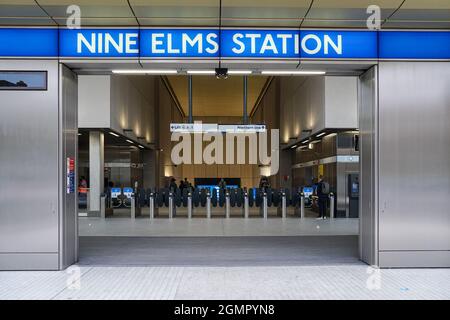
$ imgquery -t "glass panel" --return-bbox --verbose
[0,71,47,90]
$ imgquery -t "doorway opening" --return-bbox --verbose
[72,64,376,267]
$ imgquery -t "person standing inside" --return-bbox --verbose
[316,175,330,219]
[179,179,185,191]
[169,177,177,193]
[79,176,87,188]
[218,178,227,191]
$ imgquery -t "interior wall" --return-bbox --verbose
[78,75,157,145]
[158,77,184,187]
[78,75,160,189]
[279,76,325,144]
[178,116,260,188]
[251,78,281,188]
[110,75,157,144]
[78,75,110,128]
[325,77,358,128]
[292,134,338,190]
[280,76,358,145]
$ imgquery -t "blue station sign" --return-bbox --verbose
[0,27,449,60]
[59,28,140,58]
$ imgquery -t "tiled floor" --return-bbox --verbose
[2,218,448,300]
[1,265,449,300]
[78,236,360,266]
[79,217,359,237]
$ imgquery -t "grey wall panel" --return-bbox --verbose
[359,66,378,266]
[0,253,59,271]
[379,251,450,268]
[0,60,59,258]
[78,75,110,128]
[378,62,450,263]
[59,64,78,269]
[325,76,358,129]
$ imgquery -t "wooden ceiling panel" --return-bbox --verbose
[166,75,268,117]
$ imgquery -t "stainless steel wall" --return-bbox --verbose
[0,60,78,270]
[377,62,450,267]
[0,60,60,269]
[359,66,378,266]
[60,65,78,269]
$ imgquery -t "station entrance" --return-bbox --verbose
[1,57,449,270]
[70,62,372,267]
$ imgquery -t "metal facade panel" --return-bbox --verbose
[0,253,59,271]
[358,66,378,266]
[59,64,78,269]
[379,251,450,268]
[0,60,59,258]
[378,61,450,252]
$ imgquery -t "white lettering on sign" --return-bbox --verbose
[301,34,342,55]
[104,33,122,53]
[125,33,139,53]
[245,34,261,54]
[167,33,179,54]
[152,33,165,54]
[301,34,322,55]
[324,35,342,54]
[260,34,278,54]
[77,32,138,54]
[276,34,292,54]
[206,33,219,54]
[232,33,245,54]
[75,31,342,56]
[149,32,219,55]
[77,33,95,53]
[182,33,202,53]
[229,33,340,56]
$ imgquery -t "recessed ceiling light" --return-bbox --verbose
[228,70,252,75]
[138,145,144,149]
[316,132,326,138]
[126,139,134,144]
[261,70,325,75]
[186,70,216,75]
[112,69,178,74]
[77,133,82,136]
[109,132,119,137]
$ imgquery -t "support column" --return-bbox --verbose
[89,131,104,214]
[188,75,193,123]
[243,76,248,124]
[143,149,156,189]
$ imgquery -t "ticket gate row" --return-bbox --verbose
[117,187,336,220]
[100,187,141,219]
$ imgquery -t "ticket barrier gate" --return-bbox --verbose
[144,187,325,220]
[101,187,142,218]
[120,187,141,219]
[99,192,113,218]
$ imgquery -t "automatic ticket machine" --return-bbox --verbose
[348,174,359,218]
